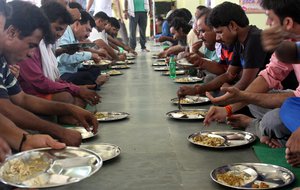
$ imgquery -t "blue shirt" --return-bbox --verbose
[155,21,172,38]
[57,26,92,75]
[280,97,300,132]
[0,57,21,98]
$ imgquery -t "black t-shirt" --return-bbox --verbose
[231,25,267,70]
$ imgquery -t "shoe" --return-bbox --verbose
[141,48,150,52]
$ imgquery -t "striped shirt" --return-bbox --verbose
[0,57,21,98]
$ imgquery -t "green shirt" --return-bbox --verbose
[204,47,220,62]
[133,0,146,12]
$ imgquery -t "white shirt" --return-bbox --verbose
[93,0,113,17]
[89,28,108,44]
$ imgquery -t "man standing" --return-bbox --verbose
[124,0,152,52]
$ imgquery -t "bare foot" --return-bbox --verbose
[96,74,109,86]
[260,136,283,148]
[286,148,300,167]
[226,114,253,128]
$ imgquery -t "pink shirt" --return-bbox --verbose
[17,49,80,96]
[259,53,300,97]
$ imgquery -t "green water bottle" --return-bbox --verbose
[118,46,124,54]
[169,55,176,79]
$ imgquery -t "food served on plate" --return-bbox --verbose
[162,70,185,75]
[173,96,209,104]
[94,112,108,120]
[251,182,270,188]
[192,135,225,147]
[111,65,130,69]
[107,70,122,75]
[94,111,129,121]
[1,153,50,183]
[216,170,250,187]
[83,60,111,66]
[180,110,207,117]
[174,77,202,83]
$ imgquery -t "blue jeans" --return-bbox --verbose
[129,12,147,50]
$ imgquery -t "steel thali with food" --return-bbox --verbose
[211,163,295,189]
[111,65,130,69]
[152,62,167,66]
[107,70,123,76]
[82,60,112,66]
[95,111,130,121]
[68,127,98,140]
[115,60,135,65]
[166,109,208,120]
[176,58,193,67]
[81,143,121,161]
[188,130,256,148]
[154,66,178,71]
[0,147,102,188]
[174,77,203,83]
[171,96,210,105]
[162,70,185,76]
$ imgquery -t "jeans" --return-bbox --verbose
[129,12,147,50]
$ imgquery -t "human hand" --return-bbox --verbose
[158,51,167,58]
[177,85,200,98]
[92,53,101,63]
[68,106,99,134]
[186,53,203,67]
[9,64,20,78]
[124,12,129,20]
[118,54,126,61]
[205,87,244,105]
[0,137,11,163]
[21,134,66,151]
[79,87,101,105]
[57,128,82,146]
[203,106,227,126]
[191,41,203,53]
[261,25,284,52]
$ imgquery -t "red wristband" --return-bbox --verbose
[225,105,232,117]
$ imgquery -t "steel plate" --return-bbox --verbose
[211,163,295,189]
[166,109,208,120]
[69,127,98,140]
[171,96,210,105]
[162,70,185,76]
[81,144,121,161]
[95,111,130,121]
[188,131,256,148]
[111,65,130,69]
[174,77,203,83]
[0,147,102,188]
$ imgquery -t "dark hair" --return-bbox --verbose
[260,0,300,24]
[5,1,53,43]
[108,17,120,29]
[170,17,192,34]
[167,9,192,24]
[198,8,212,28]
[69,2,83,11]
[41,2,73,25]
[94,11,110,21]
[209,2,249,28]
[197,5,207,11]
[79,10,96,28]
[156,16,164,22]
[0,0,11,17]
